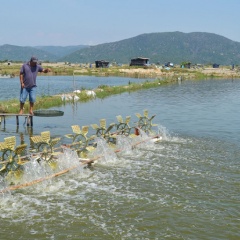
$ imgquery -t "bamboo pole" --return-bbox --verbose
[1,165,78,193]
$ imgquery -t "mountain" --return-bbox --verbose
[0,44,58,62]
[59,32,240,65]
[1,32,240,64]
[0,44,89,62]
[34,45,89,58]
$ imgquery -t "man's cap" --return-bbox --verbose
[30,56,38,63]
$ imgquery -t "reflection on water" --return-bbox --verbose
[0,78,239,239]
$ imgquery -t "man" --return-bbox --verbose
[19,56,51,115]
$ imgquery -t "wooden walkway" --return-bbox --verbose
[0,113,33,127]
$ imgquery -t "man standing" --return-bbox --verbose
[19,56,51,115]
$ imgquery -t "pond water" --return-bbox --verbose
[0,75,148,100]
[0,78,239,240]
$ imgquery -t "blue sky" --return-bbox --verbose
[0,0,239,46]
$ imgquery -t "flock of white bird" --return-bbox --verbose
[61,90,96,102]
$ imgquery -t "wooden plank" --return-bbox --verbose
[0,113,33,127]
[0,113,32,116]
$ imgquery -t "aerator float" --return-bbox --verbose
[0,110,162,192]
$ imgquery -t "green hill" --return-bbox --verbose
[1,32,240,65]
[0,44,58,62]
[34,45,89,58]
[0,44,89,62]
[60,32,240,65]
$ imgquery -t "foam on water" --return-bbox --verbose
[0,130,239,239]
[88,137,118,165]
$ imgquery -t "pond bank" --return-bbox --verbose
[0,77,173,114]
[0,66,239,114]
[1,62,240,79]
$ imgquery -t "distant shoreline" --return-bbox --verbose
[1,62,240,80]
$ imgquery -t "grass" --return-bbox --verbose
[0,98,19,113]
[0,78,172,114]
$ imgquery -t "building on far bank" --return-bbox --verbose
[213,63,220,68]
[95,60,109,68]
[181,62,191,69]
[130,57,150,66]
[165,62,174,67]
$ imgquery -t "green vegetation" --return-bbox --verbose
[95,79,170,98]
[0,98,19,113]
[0,78,172,114]
[0,96,61,113]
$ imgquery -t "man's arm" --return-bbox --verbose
[19,73,24,88]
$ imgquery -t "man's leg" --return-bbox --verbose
[29,87,36,115]
[19,88,28,114]
[29,102,34,115]
[19,102,24,114]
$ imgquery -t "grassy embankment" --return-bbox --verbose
[0,78,173,114]
[0,63,239,114]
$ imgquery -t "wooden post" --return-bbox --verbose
[27,116,33,127]
[16,116,19,126]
